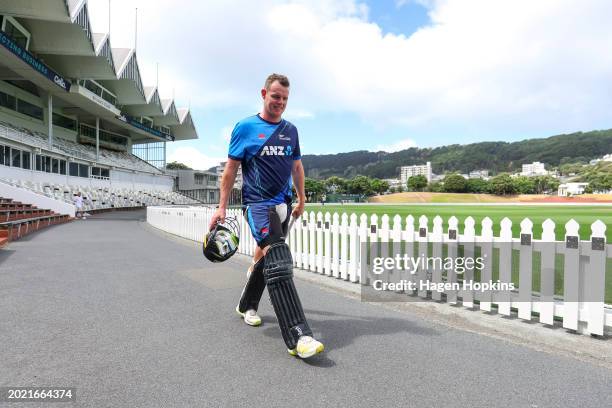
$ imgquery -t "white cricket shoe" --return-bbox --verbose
[288,335,325,359]
[235,306,262,327]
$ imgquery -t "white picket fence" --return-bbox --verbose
[147,206,612,336]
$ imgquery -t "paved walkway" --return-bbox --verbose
[1,210,611,407]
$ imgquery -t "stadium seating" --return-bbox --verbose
[0,121,161,174]
[0,178,198,211]
[0,196,71,248]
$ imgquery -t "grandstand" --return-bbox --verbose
[0,1,200,228]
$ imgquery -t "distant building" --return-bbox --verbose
[384,178,403,189]
[589,153,612,165]
[558,182,589,196]
[166,169,220,203]
[216,161,242,188]
[400,161,432,185]
[469,170,489,179]
[521,161,547,176]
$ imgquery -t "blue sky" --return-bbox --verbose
[88,0,612,169]
[366,0,430,36]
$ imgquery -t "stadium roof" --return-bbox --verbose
[0,0,198,142]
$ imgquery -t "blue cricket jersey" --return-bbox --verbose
[228,114,301,205]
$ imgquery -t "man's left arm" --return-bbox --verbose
[291,159,306,218]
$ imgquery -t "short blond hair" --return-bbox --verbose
[264,73,290,90]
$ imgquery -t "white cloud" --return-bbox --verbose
[374,138,417,152]
[284,108,315,120]
[88,0,612,139]
[167,147,224,171]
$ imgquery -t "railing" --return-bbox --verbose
[146,206,611,336]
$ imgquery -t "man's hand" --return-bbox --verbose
[291,201,305,219]
[209,207,226,231]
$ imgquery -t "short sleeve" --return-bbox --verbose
[293,132,301,160]
[228,123,244,160]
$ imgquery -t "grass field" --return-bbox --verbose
[306,204,611,241]
[369,192,612,203]
[305,203,612,304]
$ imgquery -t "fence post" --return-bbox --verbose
[539,219,556,325]
[379,214,390,285]
[404,215,415,295]
[331,212,340,277]
[479,217,494,311]
[563,219,580,331]
[417,215,428,298]
[289,214,302,268]
[348,213,358,282]
[294,214,302,268]
[340,213,349,280]
[461,216,476,308]
[585,220,606,335]
[359,213,368,284]
[497,217,513,315]
[446,216,459,304]
[391,214,402,291]
[324,212,332,276]
[309,211,316,272]
[518,218,534,320]
[316,212,324,273]
[288,213,296,264]
[431,215,443,301]
[364,214,378,286]
[302,211,309,270]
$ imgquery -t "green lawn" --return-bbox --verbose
[306,204,611,241]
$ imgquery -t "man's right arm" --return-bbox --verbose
[209,159,240,230]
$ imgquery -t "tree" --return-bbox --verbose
[489,174,517,195]
[427,182,444,192]
[512,176,536,194]
[442,174,467,193]
[533,175,560,194]
[558,162,584,176]
[166,161,192,170]
[347,175,374,196]
[407,175,428,192]
[324,176,347,193]
[304,178,325,201]
[466,178,489,193]
[370,178,389,195]
[587,175,612,192]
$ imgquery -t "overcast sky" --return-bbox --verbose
[88,0,612,170]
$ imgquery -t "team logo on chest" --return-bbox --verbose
[261,145,292,156]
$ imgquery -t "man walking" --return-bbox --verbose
[209,73,324,359]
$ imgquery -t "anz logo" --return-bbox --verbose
[261,145,293,156]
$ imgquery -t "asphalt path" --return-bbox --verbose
[1,210,611,408]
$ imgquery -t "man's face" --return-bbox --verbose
[261,81,289,120]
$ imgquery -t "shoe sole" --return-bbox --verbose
[235,306,261,327]
[288,343,325,359]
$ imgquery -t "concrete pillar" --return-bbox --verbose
[47,93,53,146]
[163,141,167,169]
[95,117,100,161]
